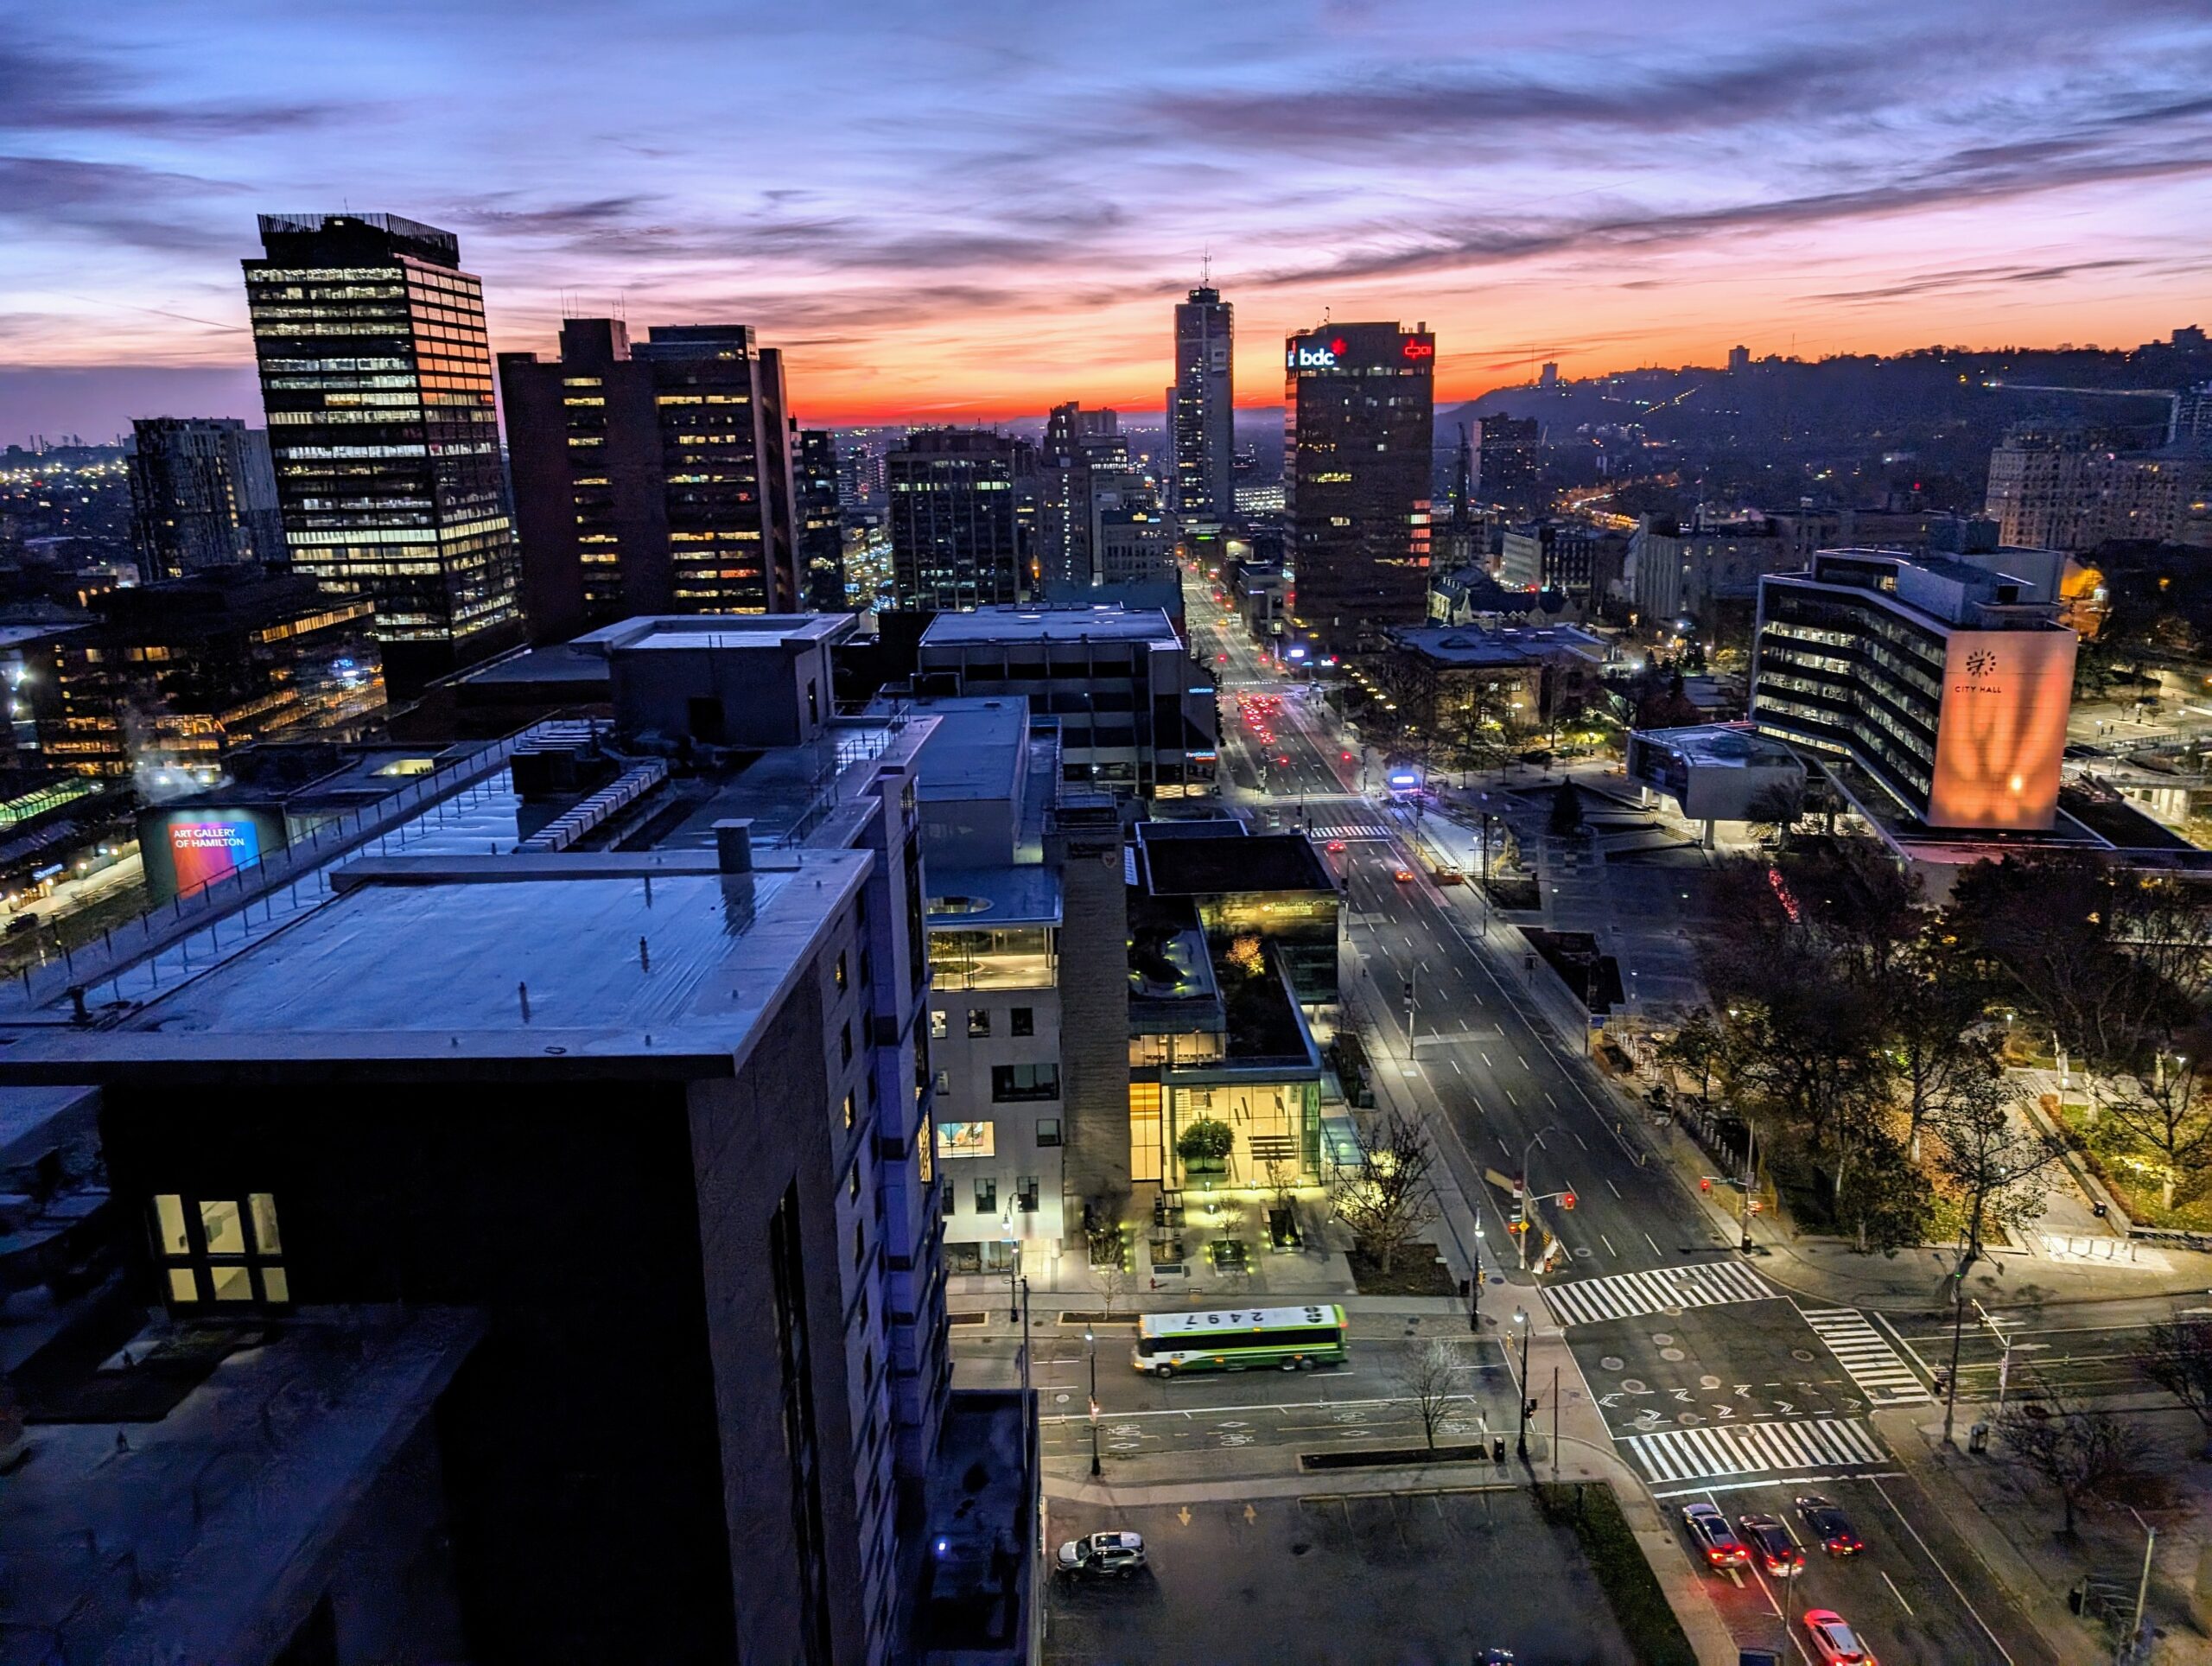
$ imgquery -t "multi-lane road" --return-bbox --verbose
[1185,579,2066,1663]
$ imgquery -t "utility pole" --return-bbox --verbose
[1739,1120,1758,1252]
[1468,1220,1485,1332]
[1551,1364,1560,1483]
[2128,1508,2156,1664]
[1403,966,1418,1052]
[1514,1308,1532,1461]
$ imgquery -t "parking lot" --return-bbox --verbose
[1044,1488,1637,1665]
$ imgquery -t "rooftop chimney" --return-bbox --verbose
[714,818,755,874]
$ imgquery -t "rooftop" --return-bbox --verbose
[1,1307,480,1666]
[0,853,868,1080]
[1631,722,1802,769]
[1388,623,1613,667]
[572,614,855,656]
[919,603,1179,649]
[900,696,1028,804]
[925,863,1061,926]
[1136,825,1333,895]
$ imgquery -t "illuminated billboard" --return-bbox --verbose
[137,804,289,904]
[1926,630,2077,830]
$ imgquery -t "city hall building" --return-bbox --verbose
[1751,550,2077,831]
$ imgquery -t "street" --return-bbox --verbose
[1179,579,2069,1665]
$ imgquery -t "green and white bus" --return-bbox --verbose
[1132,1305,1350,1377]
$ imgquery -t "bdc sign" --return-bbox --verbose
[1287,343,1340,370]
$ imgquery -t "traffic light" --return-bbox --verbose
[1524,1398,1539,1418]
[1561,1191,1577,1211]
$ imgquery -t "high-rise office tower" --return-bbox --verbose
[1283,321,1434,652]
[126,416,284,581]
[498,318,800,641]
[1171,284,1234,525]
[1473,415,1541,512]
[886,429,1033,609]
[1039,404,1159,589]
[797,427,847,611]
[243,213,521,690]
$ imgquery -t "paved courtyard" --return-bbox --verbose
[1043,1488,1637,1665]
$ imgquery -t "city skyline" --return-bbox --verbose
[2,0,2210,440]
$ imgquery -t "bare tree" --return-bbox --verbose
[1929,1068,2068,1444]
[1329,1108,1440,1275]
[1929,1068,2066,1269]
[2135,1315,2212,1454]
[1398,1337,1470,1451]
[1994,1400,2152,1536]
[2092,1058,2212,1211]
[1093,1259,1137,1320]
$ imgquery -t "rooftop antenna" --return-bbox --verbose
[1200,247,1212,287]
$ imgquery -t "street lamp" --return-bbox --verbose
[1086,1326,1102,1477]
[1468,1221,1485,1332]
[1513,1307,1533,1461]
[1001,1213,1020,1320]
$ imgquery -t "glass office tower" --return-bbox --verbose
[244,213,521,690]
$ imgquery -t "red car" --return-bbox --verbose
[1325,840,1347,854]
[1802,1610,1876,1664]
[1392,867,1415,884]
[1681,1503,1748,1569]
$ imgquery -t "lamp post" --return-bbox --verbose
[1086,1326,1102,1478]
[1513,1307,1532,1461]
[1002,1213,1020,1320]
[1468,1221,1485,1332]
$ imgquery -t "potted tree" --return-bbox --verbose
[1175,1117,1235,1185]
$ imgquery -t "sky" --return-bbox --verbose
[3,0,2211,441]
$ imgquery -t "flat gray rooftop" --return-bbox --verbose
[925,863,1060,925]
[572,614,854,654]
[919,604,1177,647]
[1634,723,1802,768]
[1,1307,480,1666]
[1,854,866,1075]
[904,696,1027,801]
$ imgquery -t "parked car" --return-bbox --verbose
[1681,1502,1749,1568]
[1795,1494,1864,1556]
[1738,1513,1803,1577]
[1055,1530,1146,1580]
[5,913,36,936]
[1802,1608,1876,1664]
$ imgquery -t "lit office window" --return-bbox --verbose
[150,1192,289,1307]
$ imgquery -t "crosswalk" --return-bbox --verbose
[1799,1308,1933,1406]
[1541,1261,1777,1326]
[1307,823,1389,841]
[1624,1416,1886,1485]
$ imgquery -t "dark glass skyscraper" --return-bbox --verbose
[797,427,846,611]
[498,318,800,641]
[1283,321,1434,653]
[243,213,521,690]
[886,429,1033,609]
[126,416,283,581]
[1171,285,1234,525]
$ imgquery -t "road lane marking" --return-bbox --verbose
[1881,1570,1916,1615]
[1643,1232,1662,1255]
[1600,1234,1618,1257]
[1625,1417,1884,1483]
[1541,1261,1778,1325]
[1573,1130,1588,1149]
[1871,1477,2015,1665]
[1798,1308,1933,1406]
[1606,1180,1622,1198]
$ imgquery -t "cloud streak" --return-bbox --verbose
[0,0,2207,429]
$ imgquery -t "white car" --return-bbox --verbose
[1056,1529,1147,1579]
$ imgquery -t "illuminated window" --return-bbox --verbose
[150,1192,289,1307]
[834,951,849,993]
[930,1009,949,1040]
[843,1091,857,1129]
[938,1121,995,1159]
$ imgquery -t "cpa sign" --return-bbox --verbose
[1402,338,1434,360]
